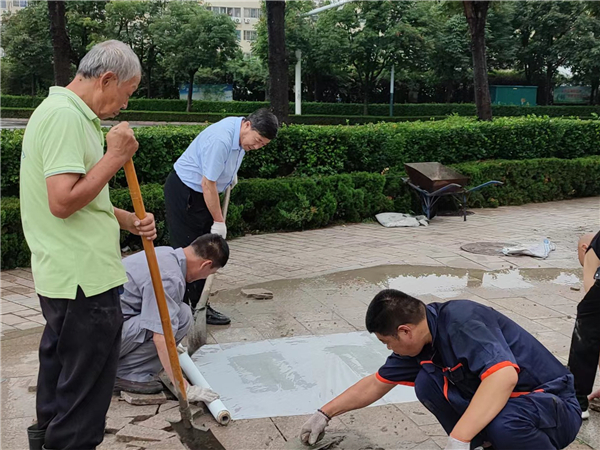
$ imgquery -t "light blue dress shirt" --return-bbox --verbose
[174,116,245,193]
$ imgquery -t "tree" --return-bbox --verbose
[0,2,54,95]
[265,0,289,123]
[151,1,238,111]
[463,1,492,120]
[513,1,585,105]
[227,55,268,101]
[423,4,471,103]
[104,0,167,98]
[255,1,350,102]
[47,1,72,86]
[65,1,107,66]
[325,1,425,114]
[571,4,600,104]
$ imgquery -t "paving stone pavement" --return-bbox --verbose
[2,197,600,449]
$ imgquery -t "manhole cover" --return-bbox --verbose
[461,242,516,256]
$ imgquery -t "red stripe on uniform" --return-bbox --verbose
[509,389,544,398]
[375,372,415,387]
[443,363,463,372]
[443,376,449,401]
[480,361,520,380]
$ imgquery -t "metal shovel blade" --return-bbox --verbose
[169,419,226,450]
[187,305,208,355]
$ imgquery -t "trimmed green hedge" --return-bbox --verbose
[3,95,600,117]
[0,107,444,125]
[3,116,600,197]
[3,156,600,269]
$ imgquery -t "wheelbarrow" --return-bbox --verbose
[403,162,502,221]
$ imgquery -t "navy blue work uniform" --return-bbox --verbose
[377,301,582,450]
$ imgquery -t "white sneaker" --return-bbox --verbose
[582,409,590,420]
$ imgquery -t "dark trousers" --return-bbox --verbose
[164,170,212,309]
[415,367,581,450]
[37,286,123,450]
[568,280,600,411]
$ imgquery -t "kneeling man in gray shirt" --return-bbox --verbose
[115,233,228,395]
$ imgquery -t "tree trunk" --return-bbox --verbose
[187,71,195,113]
[266,0,289,124]
[545,65,553,105]
[31,74,36,97]
[463,1,492,121]
[445,80,454,103]
[47,1,72,86]
[591,76,599,105]
[147,65,152,99]
[363,88,369,115]
[265,78,270,101]
[146,46,155,98]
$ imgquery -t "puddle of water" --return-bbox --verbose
[214,265,582,306]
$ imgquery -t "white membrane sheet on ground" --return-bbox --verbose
[190,331,418,420]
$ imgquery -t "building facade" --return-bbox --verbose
[0,0,27,16]
[206,0,262,54]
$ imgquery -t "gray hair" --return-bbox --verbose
[77,40,141,83]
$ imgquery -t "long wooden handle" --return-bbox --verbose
[123,160,189,407]
[197,185,232,310]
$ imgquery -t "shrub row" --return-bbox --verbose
[3,116,600,197]
[3,95,600,118]
[3,156,600,269]
[0,107,443,125]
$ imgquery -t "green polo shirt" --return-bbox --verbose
[20,87,127,299]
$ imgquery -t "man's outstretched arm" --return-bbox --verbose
[300,374,395,445]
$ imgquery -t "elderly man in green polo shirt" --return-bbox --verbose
[20,40,156,450]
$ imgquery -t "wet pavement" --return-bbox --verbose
[2,197,600,449]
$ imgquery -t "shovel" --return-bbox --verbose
[186,185,232,356]
[123,159,225,450]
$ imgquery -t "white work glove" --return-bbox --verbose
[445,436,470,450]
[186,384,220,404]
[231,174,238,189]
[210,221,227,239]
[300,410,330,445]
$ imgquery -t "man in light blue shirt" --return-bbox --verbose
[164,108,279,325]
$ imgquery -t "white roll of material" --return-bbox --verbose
[179,352,231,426]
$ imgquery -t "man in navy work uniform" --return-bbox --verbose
[164,108,279,325]
[301,289,582,450]
[114,234,228,398]
[568,231,600,419]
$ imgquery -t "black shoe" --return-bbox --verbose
[113,377,163,395]
[27,424,45,450]
[206,304,230,325]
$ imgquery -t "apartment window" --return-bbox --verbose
[12,0,18,6]
[244,8,261,19]
[244,30,257,41]
[1,0,7,8]
[235,30,241,41]
[19,0,26,6]
[227,7,240,17]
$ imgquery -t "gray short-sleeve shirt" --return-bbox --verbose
[120,247,187,343]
